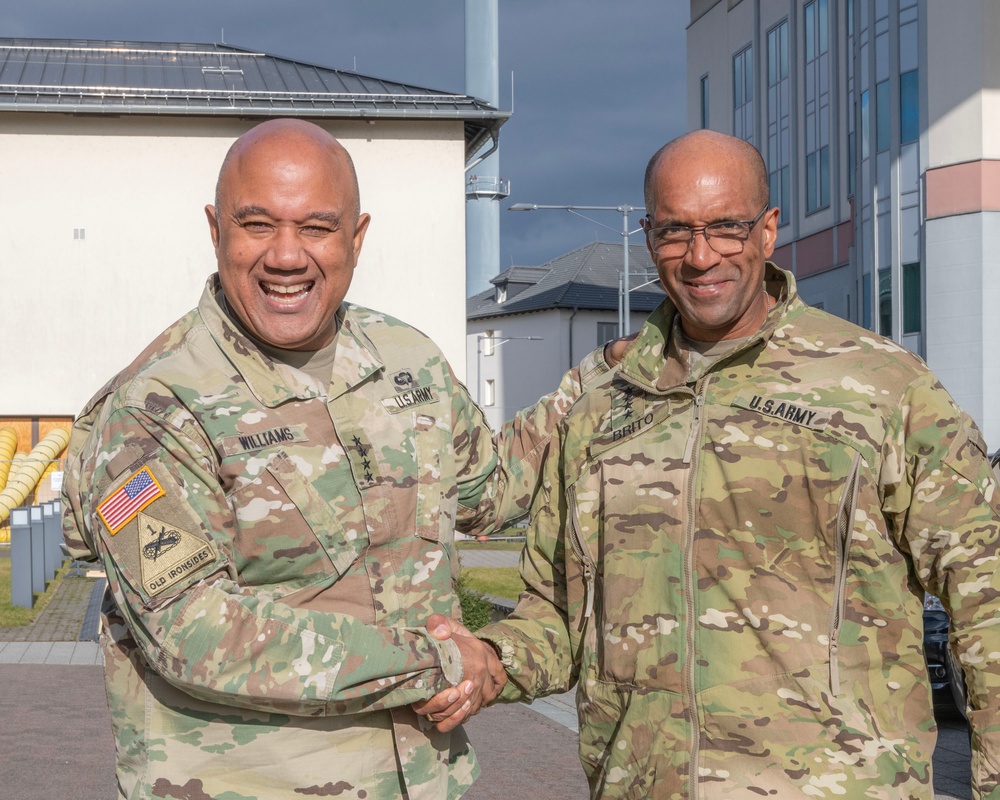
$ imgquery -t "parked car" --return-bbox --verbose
[924,593,968,719]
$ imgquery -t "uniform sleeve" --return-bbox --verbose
[475,421,579,702]
[880,371,1000,797]
[455,344,612,535]
[79,403,463,718]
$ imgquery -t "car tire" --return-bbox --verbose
[945,644,968,720]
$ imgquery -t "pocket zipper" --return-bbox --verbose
[830,452,863,695]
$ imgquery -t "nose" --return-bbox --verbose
[266,225,308,270]
[686,229,722,271]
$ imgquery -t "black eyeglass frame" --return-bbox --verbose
[643,205,771,255]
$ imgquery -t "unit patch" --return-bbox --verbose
[381,386,438,414]
[98,466,165,534]
[391,369,417,391]
[136,511,217,597]
[735,393,832,431]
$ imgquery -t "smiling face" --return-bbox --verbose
[205,120,370,351]
[644,132,778,342]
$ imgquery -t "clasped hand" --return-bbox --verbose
[412,614,507,732]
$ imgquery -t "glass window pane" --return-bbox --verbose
[807,152,818,213]
[805,2,815,63]
[879,266,892,336]
[863,271,873,330]
[819,0,828,54]
[903,262,921,334]
[876,80,890,152]
[900,69,919,144]
[746,48,753,101]
[861,90,870,159]
[848,131,856,195]
[820,145,830,207]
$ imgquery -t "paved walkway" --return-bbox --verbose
[0,553,973,799]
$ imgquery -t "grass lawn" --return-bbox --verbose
[0,556,65,627]
[460,566,525,601]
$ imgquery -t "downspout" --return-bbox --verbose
[568,307,579,371]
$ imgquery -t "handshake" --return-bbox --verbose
[412,614,507,732]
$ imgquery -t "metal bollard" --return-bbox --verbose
[30,505,45,595]
[42,501,61,581]
[10,507,33,608]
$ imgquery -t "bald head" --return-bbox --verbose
[215,119,361,224]
[643,130,769,214]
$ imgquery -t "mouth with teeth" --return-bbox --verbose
[261,280,314,305]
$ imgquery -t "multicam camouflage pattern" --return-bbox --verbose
[62,275,605,800]
[481,265,1000,799]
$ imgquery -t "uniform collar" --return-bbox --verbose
[198,275,384,407]
[618,263,797,394]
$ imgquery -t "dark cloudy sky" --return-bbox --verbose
[1,0,689,269]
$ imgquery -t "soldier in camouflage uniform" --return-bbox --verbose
[61,119,611,800]
[470,131,1000,798]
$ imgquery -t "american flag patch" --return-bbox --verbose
[98,466,165,534]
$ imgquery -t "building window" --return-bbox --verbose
[767,20,790,226]
[847,131,856,195]
[878,266,891,337]
[903,262,921,334]
[804,0,830,214]
[900,69,919,144]
[483,379,495,407]
[700,75,710,129]
[482,331,495,356]
[73,228,86,240]
[876,79,890,152]
[860,90,870,160]
[495,284,507,303]
[597,321,618,347]
[733,45,753,143]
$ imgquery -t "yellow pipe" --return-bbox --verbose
[0,427,16,493]
[0,428,70,526]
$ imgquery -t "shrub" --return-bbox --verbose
[456,575,495,632]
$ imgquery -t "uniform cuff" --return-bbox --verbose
[433,636,464,686]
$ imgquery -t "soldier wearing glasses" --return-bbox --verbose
[450,130,1000,798]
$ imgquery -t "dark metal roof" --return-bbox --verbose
[0,38,509,159]
[489,266,549,286]
[468,242,665,320]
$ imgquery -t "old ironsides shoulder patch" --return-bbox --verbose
[135,511,217,597]
[733,392,833,431]
[98,466,165,534]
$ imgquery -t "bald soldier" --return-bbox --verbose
[61,119,613,800]
[434,130,1000,798]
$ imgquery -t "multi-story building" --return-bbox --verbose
[688,0,1000,445]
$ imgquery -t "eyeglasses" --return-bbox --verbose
[643,206,770,257]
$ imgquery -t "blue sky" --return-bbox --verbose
[1,0,689,270]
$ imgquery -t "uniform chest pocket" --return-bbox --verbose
[228,451,361,594]
[570,431,690,693]
[412,413,457,545]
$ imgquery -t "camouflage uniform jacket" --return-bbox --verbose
[63,275,605,800]
[480,265,1000,799]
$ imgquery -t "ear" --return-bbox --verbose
[761,207,779,259]
[352,212,371,263]
[640,217,656,259]
[205,205,221,250]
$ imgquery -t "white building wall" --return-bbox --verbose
[0,114,468,416]
[467,308,650,430]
